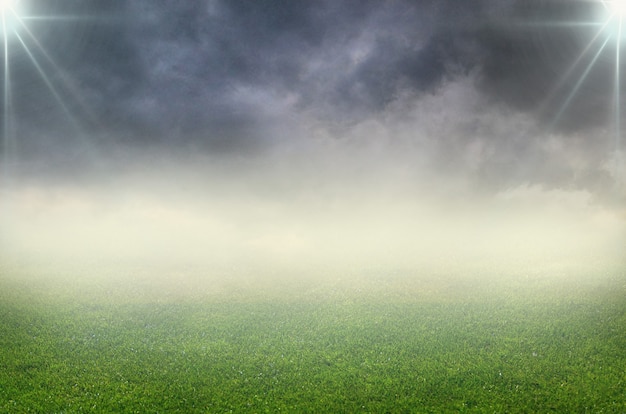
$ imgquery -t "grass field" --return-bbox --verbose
[1,259,625,413]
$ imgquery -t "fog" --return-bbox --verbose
[1,3,625,411]
[2,145,623,293]
[1,2,625,295]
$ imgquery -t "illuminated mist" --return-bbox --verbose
[2,133,623,297]
[0,1,624,298]
[1,3,625,411]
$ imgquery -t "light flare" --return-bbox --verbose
[0,0,17,13]
[543,2,624,195]
[0,1,98,170]
[552,35,611,126]
[604,0,626,18]
[1,0,13,175]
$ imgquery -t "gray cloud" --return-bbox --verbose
[0,0,624,208]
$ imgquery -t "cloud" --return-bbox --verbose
[0,2,593,136]
[17,1,485,140]
[2,158,623,273]
[6,1,617,132]
[1,0,624,211]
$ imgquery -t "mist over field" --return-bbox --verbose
[1,143,623,292]
[0,2,623,288]
[1,1,625,411]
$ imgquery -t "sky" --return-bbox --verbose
[0,0,624,273]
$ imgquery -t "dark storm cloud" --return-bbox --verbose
[2,0,624,268]
[6,1,620,141]
[8,0,496,147]
[2,0,624,203]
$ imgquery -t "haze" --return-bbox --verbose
[0,1,624,295]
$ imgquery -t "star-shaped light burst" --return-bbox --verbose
[1,0,94,173]
[0,0,18,14]
[604,0,626,18]
[543,1,626,192]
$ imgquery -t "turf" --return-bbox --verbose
[0,262,625,413]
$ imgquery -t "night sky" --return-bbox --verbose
[1,0,624,269]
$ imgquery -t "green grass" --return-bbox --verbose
[0,262,625,413]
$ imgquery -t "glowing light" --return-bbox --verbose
[534,1,624,203]
[0,0,97,162]
[605,0,626,18]
[0,0,20,27]
[1,0,13,171]
[0,0,17,12]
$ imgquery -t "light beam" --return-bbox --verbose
[551,34,612,126]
